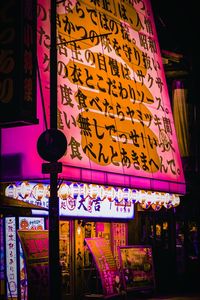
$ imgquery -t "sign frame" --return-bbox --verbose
[118,245,155,292]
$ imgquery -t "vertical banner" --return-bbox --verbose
[85,237,123,297]
[17,230,49,300]
[111,223,128,268]
[118,245,155,291]
[0,0,37,127]
[5,217,18,300]
[0,217,5,298]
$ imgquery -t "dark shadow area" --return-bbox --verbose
[1,154,22,180]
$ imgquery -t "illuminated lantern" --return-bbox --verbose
[122,188,129,203]
[19,181,32,199]
[79,182,85,199]
[151,191,163,211]
[83,183,89,198]
[162,192,173,209]
[171,194,180,207]
[163,200,173,209]
[98,185,105,201]
[106,186,115,202]
[140,200,151,209]
[151,202,162,211]
[72,182,81,199]
[131,189,137,203]
[46,184,50,198]
[140,191,155,209]
[116,187,124,203]
[5,184,17,198]
[32,183,45,201]
[89,184,99,199]
[58,183,69,200]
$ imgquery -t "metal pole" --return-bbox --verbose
[49,1,61,299]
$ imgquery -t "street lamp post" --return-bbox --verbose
[43,3,111,298]
[49,1,61,299]
[37,2,67,299]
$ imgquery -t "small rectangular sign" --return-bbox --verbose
[42,162,63,174]
[118,245,155,292]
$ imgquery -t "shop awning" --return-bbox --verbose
[0,195,48,215]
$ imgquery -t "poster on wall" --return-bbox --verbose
[118,245,155,291]
[36,0,185,194]
[17,230,49,300]
[85,237,123,297]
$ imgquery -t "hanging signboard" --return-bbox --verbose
[85,237,123,297]
[4,181,135,219]
[118,245,155,291]
[17,230,49,300]
[35,0,186,194]
[0,0,37,127]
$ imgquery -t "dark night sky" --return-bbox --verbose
[151,1,199,104]
[151,1,196,55]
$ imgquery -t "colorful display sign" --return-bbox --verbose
[18,217,45,300]
[4,180,180,216]
[4,181,135,219]
[119,245,155,291]
[17,230,49,300]
[0,1,37,127]
[85,237,123,297]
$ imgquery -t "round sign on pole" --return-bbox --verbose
[37,129,67,162]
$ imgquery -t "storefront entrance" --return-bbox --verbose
[59,219,128,300]
[137,207,200,293]
[138,209,177,293]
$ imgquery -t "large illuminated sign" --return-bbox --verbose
[5,181,134,219]
[37,0,185,194]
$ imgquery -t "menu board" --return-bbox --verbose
[17,230,49,300]
[85,237,123,297]
[118,245,155,291]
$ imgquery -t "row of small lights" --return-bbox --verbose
[5,181,180,211]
